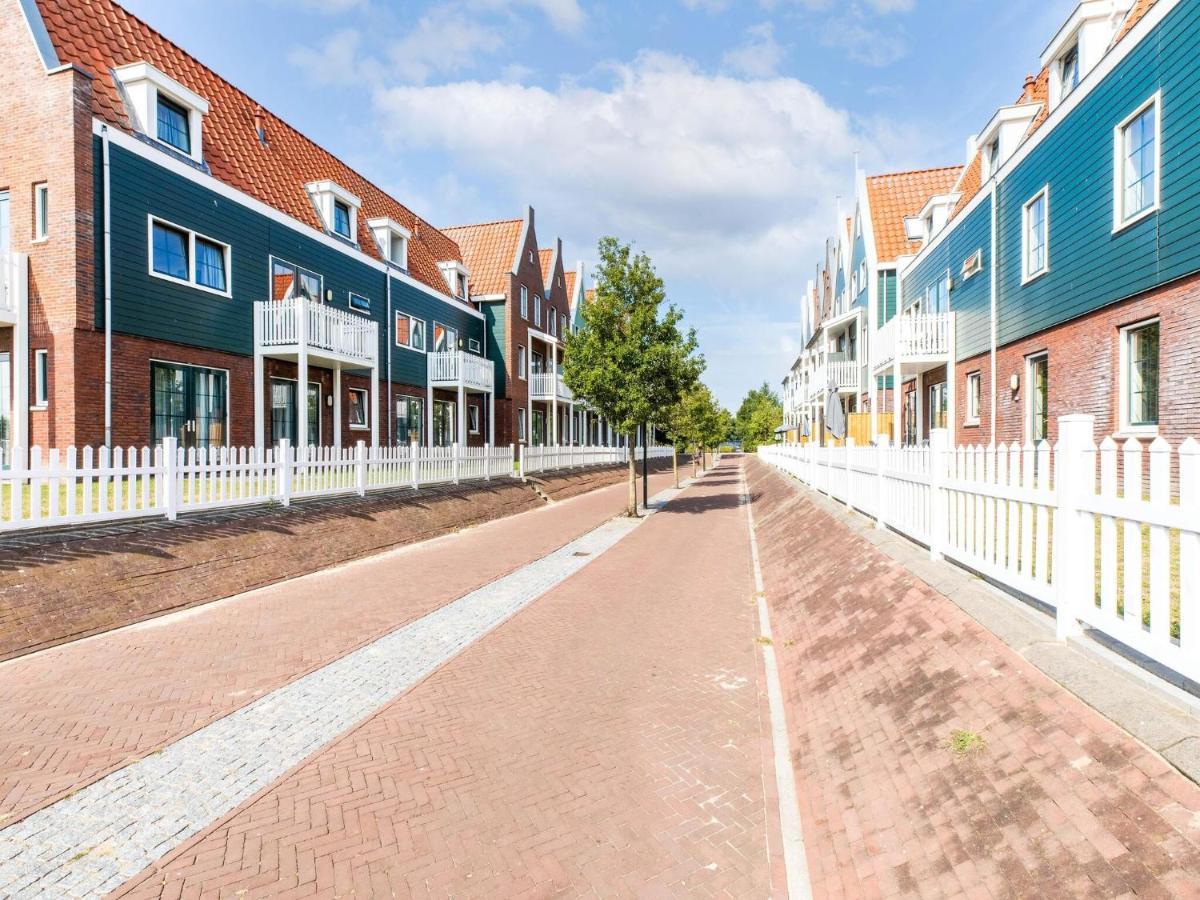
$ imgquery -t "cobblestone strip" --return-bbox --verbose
[0,483,692,898]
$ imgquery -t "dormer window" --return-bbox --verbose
[113,62,209,165]
[977,102,1040,180]
[1042,2,1125,110]
[985,139,1000,178]
[1060,43,1080,99]
[369,218,411,268]
[437,260,471,299]
[306,181,360,243]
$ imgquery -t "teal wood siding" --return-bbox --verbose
[482,301,508,397]
[900,194,993,361]
[996,0,1200,347]
[851,225,868,309]
[97,139,483,387]
[876,269,897,328]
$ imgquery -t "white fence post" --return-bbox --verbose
[928,428,949,561]
[875,434,888,530]
[518,444,525,480]
[161,437,179,521]
[410,441,420,489]
[355,441,367,497]
[277,438,292,507]
[845,437,855,511]
[452,443,460,485]
[1052,414,1095,640]
[484,443,492,481]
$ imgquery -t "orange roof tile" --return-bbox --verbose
[865,166,963,263]
[33,0,467,304]
[1117,0,1158,41]
[442,219,523,297]
[538,248,555,288]
[563,269,577,302]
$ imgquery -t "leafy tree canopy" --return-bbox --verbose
[734,382,783,452]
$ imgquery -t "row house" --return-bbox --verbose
[786,0,1194,453]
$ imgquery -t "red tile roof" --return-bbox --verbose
[865,166,963,263]
[563,269,577,303]
[441,219,524,298]
[33,0,467,304]
[538,248,555,289]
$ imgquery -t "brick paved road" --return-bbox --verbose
[0,470,681,828]
[113,462,778,898]
[748,457,1200,898]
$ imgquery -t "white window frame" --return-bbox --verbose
[534,295,542,327]
[1025,352,1050,444]
[348,292,370,315]
[348,386,370,431]
[147,214,232,298]
[1021,186,1050,284]
[468,403,480,434]
[305,180,361,244]
[369,218,411,269]
[964,371,981,426]
[433,321,458,354]
[1113,92,1162,234]
[1118,317,1160,436]
[33,183,48,242]
[33,348,49,408]
[517,345,527,379]
[394,312,426,354]
[520,286,529,320]
[518,407,527,441]
[113,62,210,166]
[468,337,481,354]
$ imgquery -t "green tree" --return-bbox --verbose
[665,384,730,478]
[734,382,783,452]
[564,237,704,515]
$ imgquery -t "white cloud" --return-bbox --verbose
[286,29,364,85]
[384,7,505,84]
[721,23,785,78]
[820,18,907,67]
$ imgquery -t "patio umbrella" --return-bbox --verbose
[825,378,847,441]
[800,416,810,440]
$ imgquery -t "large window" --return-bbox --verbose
[153,361,228,449]
[433,322,458,353]
[927,271,950,314]
[271,257,321,303]
[34,349,49,407]
[397,397,423,445]
[348,387,369,430]
[333,200,352,239]
[268,378,320,447]
[1022,188,1049,282]
[966,372,981,425]
[151,217,230,296]
[156,94,191,154]
[432,400,455,447]
[1027,354,1049,442]
[928,382,947,431]
[395,313,426,352]
[1124,320,1159,429]
[1116,96,1159,228]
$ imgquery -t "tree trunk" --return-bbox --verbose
[691,449,697,477]
[627,438,638,517]
[672,446,679,489]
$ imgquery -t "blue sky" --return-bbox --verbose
[123,0,1076,409]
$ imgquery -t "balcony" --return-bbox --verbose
[874,311,953,373]
[428,350,494,393]
[810,358,862,398]
[254,298,377,369]
[530,371,573,402]
[0,252,24,327]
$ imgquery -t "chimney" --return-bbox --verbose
[414,220,422,240]
[1022,73,1036,100]
[253,105,266,146]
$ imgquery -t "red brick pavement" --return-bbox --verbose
[0,470,679,829]
[114,463,776,898]
[747,457,1200,899]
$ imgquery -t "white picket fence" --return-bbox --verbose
[760,414,1200,688]
[520,444,629,476]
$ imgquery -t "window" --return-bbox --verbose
[468,404,480,434]
[348,387,369,430]
[928,382,947,431]
[1027,354,1049,442]
[534,295,542,327]
[395,313,425,352]
[397,397,424,445]
[156,95,191,154]
[1123,320,1159,430]
[985,138,1000,179]
[348,292,370,313]
[927,271,950,314]
[965,372,981,425]
[549,311,556,337]
[34,349,49,407]
[457,272,468,299]
[518,407,527,441]
[1022,188,1049,282]
[520,286,529,319]
[432,400,456,447]
[271,257,320,303]
[195,237,227,291]
[153,361,228,449]
[33,183,48,241]
[1116,96,1160,228]
[858,261,867,294]
[150,217,230,296]
[369,218,411,268]
[433,322,458,353]
[468,337,481,354]
[1060,43,1080,100]
[561,313,568,335]
[517,345,527,379]
[268,378,320,447]
[333,200,352,239]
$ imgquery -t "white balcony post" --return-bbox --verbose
[928,428,949,561]
[1053,414,1096,641]
[161,436,179,521]
[277,437,292,507]
[332,365,342,450]
[355,440,367,496]
[488,392,495,448]
[551,343,559,446]
[297,299,309,453]
[252,306,264,452]
[452,440,459,485]
[457,382,466,451]
[426,382,434,449]
[509,443,517,479]
[370,364,380,452]
[410,440,419,489]
[485,442,492,481]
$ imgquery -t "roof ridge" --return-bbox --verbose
[443,218,524,231]
[866,164,963,181]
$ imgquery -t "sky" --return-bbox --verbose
[122,0,1078,410]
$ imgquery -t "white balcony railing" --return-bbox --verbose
[0,252,21,324]
[530,371,573,402]
[255,298,377,367]
[875,311,952,369]
[428,350,494,392]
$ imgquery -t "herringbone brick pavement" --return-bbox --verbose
[114,464,776,898]
[747,457,1200,898]
[0,471,678,831]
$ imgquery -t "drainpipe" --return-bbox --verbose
[101,124,113,448]
[385,266,392,446]
[989,180,998,447]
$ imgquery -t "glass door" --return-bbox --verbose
[432,400,456,447]
[531,409,545,447]
[270,378,296,446]
[0,352,10,453]
[152,362,228,450]
[307,383,320,446]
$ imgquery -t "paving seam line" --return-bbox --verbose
[0,471,706,898]
[741,463,814,900]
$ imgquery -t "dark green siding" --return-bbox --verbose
[996,0,1200,346]
[96,139,484,388]
[900,195,992,361]
[481,301,507,397]
[876,269,897,328]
